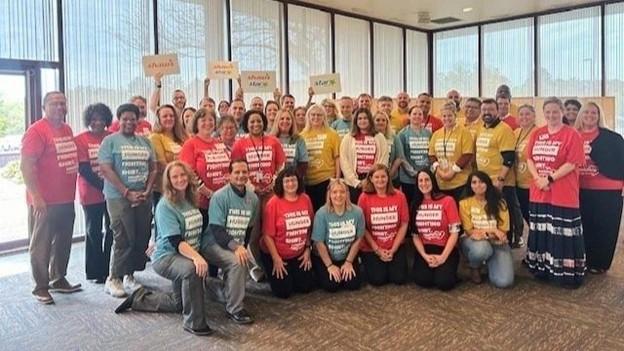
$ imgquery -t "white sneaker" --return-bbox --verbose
[123,274,142,292]
[105,277,127,298]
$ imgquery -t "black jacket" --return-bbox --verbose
[589,127,624,180]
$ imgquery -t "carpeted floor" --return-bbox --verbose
[1,230,624,351]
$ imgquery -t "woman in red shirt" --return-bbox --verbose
[261,167,315,298]
[75,103,113,283]
[526,97,586,288]
[410,169,461,290]
[574,102,624,274]
[357,164,409,286]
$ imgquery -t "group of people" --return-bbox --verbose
[20,79,624,336]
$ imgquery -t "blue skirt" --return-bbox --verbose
[526,202,586,287]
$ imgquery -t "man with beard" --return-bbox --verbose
[390,91,410,132]
[475,98,524,248]
[417,92,443,133]
[446,89,465,120]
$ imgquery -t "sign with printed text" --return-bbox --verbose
[240,71,276,93]
[208,61,239,79]
[142,54,180,77]
[310,73,341,94]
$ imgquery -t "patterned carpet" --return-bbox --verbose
[1,230,624,351]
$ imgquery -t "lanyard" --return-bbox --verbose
[442,126,454,159]
[515,126,534,151]
[249,134,265,173]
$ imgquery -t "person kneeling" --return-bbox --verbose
[260,167,316,298]
[115,161,212,336]
[311,178,366,292]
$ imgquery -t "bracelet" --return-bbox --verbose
[345,259,353,264]
[326,263,334,269]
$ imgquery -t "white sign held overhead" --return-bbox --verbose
[240,71,277,93]
[208,61,239,79]
[142,54,180,77]
[310,73,341,94]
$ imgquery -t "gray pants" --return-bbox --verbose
[131,254,207,330]
[28,203,75,294]
[106,197,152,278]
[201,243,247,314]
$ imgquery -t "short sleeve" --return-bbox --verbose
[398,192,409,224]
[155,201,182,239]
[566,129,586,167]
[459,199,474,232]
[428,131,438,156]
[272,138,286,168]
[461,129,475,154]
[354,208,366,238]
[311,209,327,243]
[297,138,309,162]
[98,136,114,164]
[208,192,227,226]
[444,197,461,233]
[21,125,45,159]
[147,135,162,163]
[231,139,245,160]
[262,196,278,238]
[249,191,260,224]
[329,132,340,158]
[75,135,89,162]
[178,139,195,168]
[499,125,516,153]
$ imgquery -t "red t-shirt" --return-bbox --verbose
[579,129,624,191]
[261,194,314,259]
[526,125,585,208]
[109,119,152,136]
[179,136,230,209]
[231,134,285,190]
[358,190,409,252]
[75,130,110,205]
[501,115,519,130]
[425,115,443,133]
[414,196,460,247]
[21,118,78,205]
[354,132,377,175]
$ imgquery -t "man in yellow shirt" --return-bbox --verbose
[446,89,465,120]
[475,98,524,247]
[390,91,410,132]
[458,98,482,141]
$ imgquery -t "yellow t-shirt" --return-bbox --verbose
[475,121,516,186]
[300,127,340,185]
[149,132,183,192]
[459,196,510,233]
[390,108,408,133]
[428,125,475,190]
[513,126,536,189]
[457,117,483,141]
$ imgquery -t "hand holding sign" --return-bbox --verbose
[310,73,341,94]
[143,54,180,77]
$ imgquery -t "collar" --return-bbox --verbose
[230,184,246,197]
[483,118,501,129]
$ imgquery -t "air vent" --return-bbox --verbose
[430,17,461,24]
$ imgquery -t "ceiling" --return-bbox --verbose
[298,0,605,30]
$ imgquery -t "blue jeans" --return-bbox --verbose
[461,237,514,288]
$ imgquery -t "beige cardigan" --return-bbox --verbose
[339,132,389,187]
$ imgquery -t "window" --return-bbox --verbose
[0,0,58,61]
[287,5,332,104]
[334,15,370,98]
[231,0,283,103]
[406,30,429,96]
[373,23,403,97]
[482,18,534,97]
[434,27,478,98]
[606,3,624,133]
[538,7,601,97]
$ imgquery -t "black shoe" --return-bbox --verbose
[183,325,214,336]
[94,277,106,284]
[115,287,143,314]
[226,309,254,324]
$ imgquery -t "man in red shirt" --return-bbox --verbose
[21,91,81,304]
[417,92,443,133]
[496,93,519,130]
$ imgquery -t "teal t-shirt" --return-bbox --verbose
[152,198,203,262]
[386,135,403,180]
[311,205,365,261]
[206,184,259,245]
[279,135,309,167]
[397,127,431,184]
[98,133,154,199]
[331,118,352,139]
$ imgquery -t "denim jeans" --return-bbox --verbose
[461,237,514,288]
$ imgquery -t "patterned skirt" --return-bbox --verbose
[525,202,586,287]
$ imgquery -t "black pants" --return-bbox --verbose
[260,252,316,298]
[441,185,465,204]
[312,255,361,292]
[502,186,524,245]
[199,208,219,278]
[580,189,623,271]
[516,187,530,224]
[348,174,367,204]
[361,245,408,286]
[412,244,459,291]
[83,202,113,280]
[401,183,416,209]
[306,180,330,212]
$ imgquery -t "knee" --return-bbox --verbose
[344,277,361,291]
[490,273,514,289]
[413,274,434,288]
[434,276,457,291]
[320,281,339,293]
[271,287,292,299]
[367,272,387,287]
[463,240,493,264]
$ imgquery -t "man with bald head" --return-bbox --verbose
[446,89,465,120]
[390,91,410,132]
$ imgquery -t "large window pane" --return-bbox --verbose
[406,29,428,96]
[606,2,624,134]
[231,0,282,103]
[373,23,403,97]
[335,15,370,98]
[288,5,331,104]
[482,18,534,97]
[434,27,478,98]
[0,0,58,61]
[158,0,228,107]
[538,7,601,97]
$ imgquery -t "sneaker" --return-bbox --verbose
[183,325,214,336]
[123,274,142,292]
[105,277,127,298]
[33,290,54,305]
[249,266,265,283]
[226,309,254,325]
[469,268,482,284]
[115,287,143,314]
[49,278,82,293]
